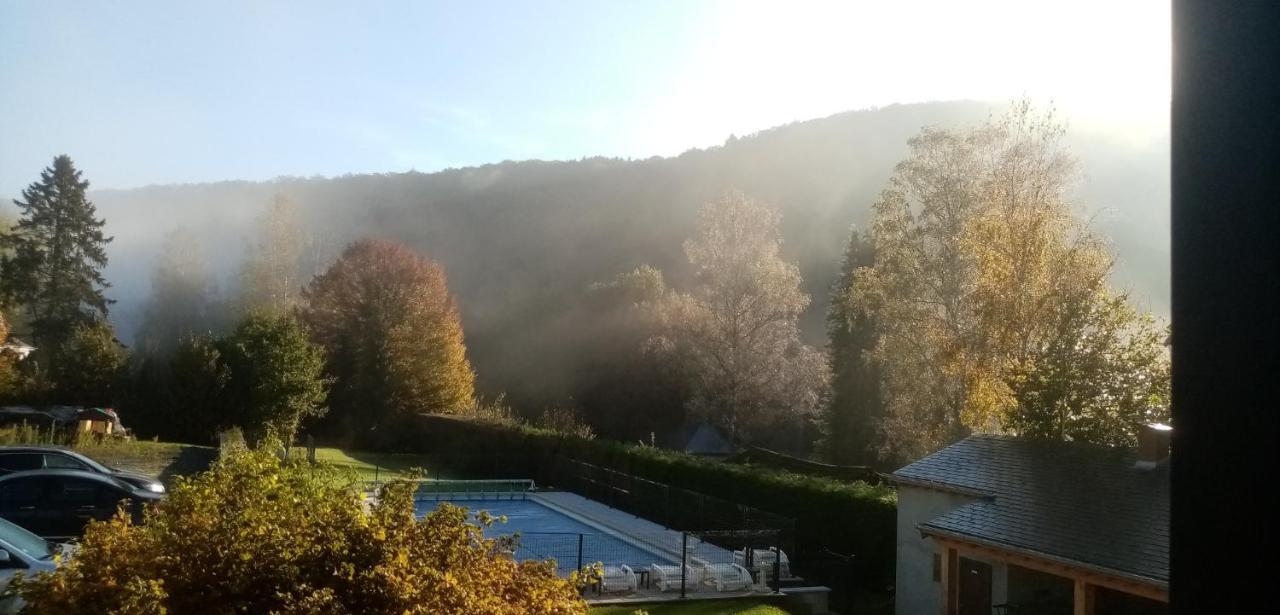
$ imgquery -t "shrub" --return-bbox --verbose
[13,442,589,614]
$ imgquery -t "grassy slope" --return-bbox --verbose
[289,447,444,482]
[590,600,791,615]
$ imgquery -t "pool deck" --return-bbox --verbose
[532,491,782,603]
[533,491,732,564]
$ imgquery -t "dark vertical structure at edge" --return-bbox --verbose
[1172,1,1280,613]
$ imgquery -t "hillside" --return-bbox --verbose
[54,100,1168,412]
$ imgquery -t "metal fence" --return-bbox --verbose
[553,456,795,536]
[509,528,787,598]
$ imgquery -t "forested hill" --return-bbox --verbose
[75,100,1168,412]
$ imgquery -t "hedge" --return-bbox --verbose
[380,414,898,588]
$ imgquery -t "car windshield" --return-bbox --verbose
[61,450,111,474]
[0,516,53,560]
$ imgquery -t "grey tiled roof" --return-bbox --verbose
[892,435,1168,586]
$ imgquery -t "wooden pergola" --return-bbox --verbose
[929,532,1168,615]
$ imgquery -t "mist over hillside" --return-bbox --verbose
[28,100,1166,412]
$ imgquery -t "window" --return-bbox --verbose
[46,478,102,505]
[0,453,43,472]
[43,453,88,470]
[0,477,44,505]
[0,548,25,569]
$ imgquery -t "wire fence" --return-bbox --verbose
[504,528,788,598]
[553,457,795,536]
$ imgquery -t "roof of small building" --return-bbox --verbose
[662,422,734,456]
[891,434,1168,587]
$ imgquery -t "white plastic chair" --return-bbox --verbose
[691,557,753,592]
[598,564,638,593]
[649,563,699,592]
[733,546,791,581]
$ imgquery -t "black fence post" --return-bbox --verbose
[680,532,688,599]
[576,533,583,575]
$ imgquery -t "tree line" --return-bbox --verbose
[1,101,1171,466]
[0,158,476,446]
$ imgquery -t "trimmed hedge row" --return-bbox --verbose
[386,414,898,587]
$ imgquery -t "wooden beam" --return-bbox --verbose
[1074,579,1096,615]
[930,535,1168,603]
[939,547,958,615]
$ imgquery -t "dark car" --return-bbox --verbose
[0,469,164,539]
[0,446,165,494]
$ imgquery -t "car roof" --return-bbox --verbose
[0,468,132,489]
[0,445,76,454]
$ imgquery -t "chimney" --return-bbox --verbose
[1135,423,1172,470]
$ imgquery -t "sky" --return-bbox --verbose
[0,0,1170,197]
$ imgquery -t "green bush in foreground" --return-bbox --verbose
[13,444,588,615]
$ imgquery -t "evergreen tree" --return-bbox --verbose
[1,155,113,352]
[820,227,883,465]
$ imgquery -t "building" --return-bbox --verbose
[74,407,123,436]
[668,422,734,457]
[888,425,1170,615]
[0,338,35,360]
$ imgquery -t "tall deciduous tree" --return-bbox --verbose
[136,229,222,356]
[668,191,828,444]
[858,102,1170,461]
[301,239,474,436]
[0,155,113,352]
[221,312,328,443]
[571,265,693,441]
[821,227,883,465]
[239,194,306,314]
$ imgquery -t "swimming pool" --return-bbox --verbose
[417,498,675,574]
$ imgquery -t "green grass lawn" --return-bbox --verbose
[590,599,792,615]
[289,447,444,482]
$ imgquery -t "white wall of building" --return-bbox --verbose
[895,485,1008,615]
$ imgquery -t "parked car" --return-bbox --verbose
[0,516,61,614]
[0,469,164,539]
[0,446,165,493]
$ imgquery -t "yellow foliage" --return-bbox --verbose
[13,444,587,614]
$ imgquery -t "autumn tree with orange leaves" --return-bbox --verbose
[301,239,475,436]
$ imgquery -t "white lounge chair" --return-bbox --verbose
[649,563,699,592]
[690,557,754,592]
[733,546,791,581]
[597,564,638,593]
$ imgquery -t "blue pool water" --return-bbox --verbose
[416,498,674,574]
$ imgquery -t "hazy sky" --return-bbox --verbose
[0,0,1170,196]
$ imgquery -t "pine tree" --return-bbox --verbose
[820,227,883,465]
[1,155,113,352]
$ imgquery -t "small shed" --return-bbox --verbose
[75,407,123,436]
